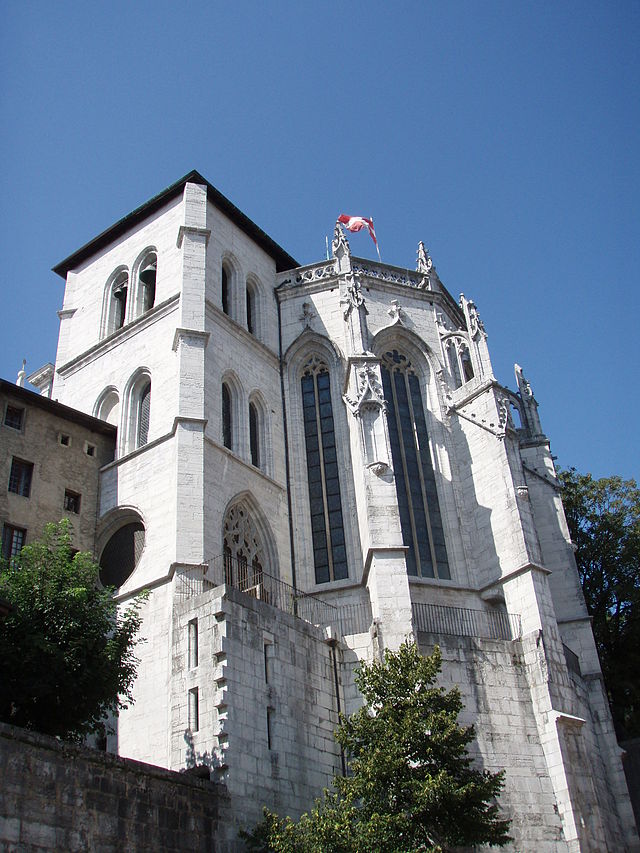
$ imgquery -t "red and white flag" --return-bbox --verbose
[337,214,380,258]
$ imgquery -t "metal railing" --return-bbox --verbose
[412,601,521,641]
[182,554,374,637]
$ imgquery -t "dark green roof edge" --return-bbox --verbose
[52,170,299,278]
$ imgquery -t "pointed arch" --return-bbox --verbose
[94,386,120,427]
[220,369,245,455]
[248,389,271,475]
[100,266,129,338]
[131,246,158,318]
[222,492,279,583]
[122,367,152,456]
[371,333,450,580]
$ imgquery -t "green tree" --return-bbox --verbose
[0,520,145,741]
[243,641,511,852]
[559,468,640,738]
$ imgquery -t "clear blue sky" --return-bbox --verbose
[1,1,638,481]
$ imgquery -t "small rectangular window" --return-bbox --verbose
[188,687,199,732]
[264,641,272,684]
[2,524,26,563]
[59,433,71,447]
[4,405,24,430]
[84,442,96,457]
[8,458,33,497]
[188,619,199,669]
[64,490,81,514]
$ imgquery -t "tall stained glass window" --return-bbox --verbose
[381,350,450,579]
[301,356,348,584]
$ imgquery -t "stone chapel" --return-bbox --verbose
[36,170,638,849]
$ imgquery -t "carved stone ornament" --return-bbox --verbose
[223,502,265,567]
[340,276,367,320]
[514,363,534,400]
[367,461,390,477]
[300,301,315,328]
[416,241,433,289]
[344,364,386,416]
[387,299,403,324]
[332,222,351,259]
[465,298,486,340]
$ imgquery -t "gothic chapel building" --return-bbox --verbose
[43,172,636,850]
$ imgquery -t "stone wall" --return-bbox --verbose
[0,721,232,852]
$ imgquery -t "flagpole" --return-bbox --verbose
[372,215,381,262]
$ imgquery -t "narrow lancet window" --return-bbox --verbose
[222,265,230,315]
[301,357,348,584]
[222,383,232,449]
[249,402,260,468]
[381,350,449,579]
[137,382,151,448]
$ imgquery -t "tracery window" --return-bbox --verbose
[381,350,450,579]
[223,502,266,593]
[301,356,348,584]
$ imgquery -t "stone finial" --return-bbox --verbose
[416,241,433,275]
[332,222,351,260]
[514,364,543,436]
[16,359,26,387]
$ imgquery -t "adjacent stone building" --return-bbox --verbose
[1,377,116,559]
[11,171,638,850]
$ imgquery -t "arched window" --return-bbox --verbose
[137,382,151,448]
[460,344,474,383]
[446,340,462,389]
[223,502,267,593]
[221,264,230,316]
[246,280,257,335]
[381,349,450,579]
[138,252,157,313]
[95,388,120,426]
[222,383,232,449]
[99,515,145,588]
[446,338,474,389]
[112,272,128,330]
[249,401,260,468]
[301,356,348,584]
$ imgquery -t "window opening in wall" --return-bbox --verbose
[99,521,145,587]
[264,642,272,683]
[188,619,199,669]
[266,707,274,750]
[460,345,474,383]
[188,687,199,732]
[112,273,128,329]
[246,283,256,335]
[222,383,232,449]
[64,490,81,514]
[301,356,348,584]
[85,443,96,457]
[249,402,260,468]
[446,341,462,390]
[381,350,450,580]
[223,503,268,596]
[4,405,24,430]
[59,433,71,447]
[139,255,157,312]
[2,524,26,563]
[137,383,151,448]
[221,266,230,315]
[8,458,33,497]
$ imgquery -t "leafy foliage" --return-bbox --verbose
[243,641,511,852]
[559,468,640,738]
[0,520,145,741]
